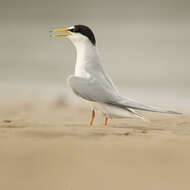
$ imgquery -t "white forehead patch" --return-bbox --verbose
[67,26,75,30]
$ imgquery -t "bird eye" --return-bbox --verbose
[68,26,79,33]
[68,28,75,32]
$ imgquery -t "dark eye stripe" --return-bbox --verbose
[69,28,74,32]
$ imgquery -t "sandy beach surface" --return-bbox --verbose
[1,0,190,188]
[0,97,190,190]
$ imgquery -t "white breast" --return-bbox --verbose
[73,36,98,78]
[75,61,90,78]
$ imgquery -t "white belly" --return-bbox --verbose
[88,101,133,119]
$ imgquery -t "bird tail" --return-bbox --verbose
[128,108,150,122]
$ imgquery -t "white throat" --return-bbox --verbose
[69,36,100,78]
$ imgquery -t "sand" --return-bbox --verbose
[0,99,190,190]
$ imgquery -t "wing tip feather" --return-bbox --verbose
[167,111,182,115]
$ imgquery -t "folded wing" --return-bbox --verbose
[68,75,181,115]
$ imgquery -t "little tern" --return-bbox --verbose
[51,25,181,126]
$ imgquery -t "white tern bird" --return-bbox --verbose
[51,25,181,126]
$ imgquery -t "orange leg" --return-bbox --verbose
[104,116,108,126]
[89,110,95,126]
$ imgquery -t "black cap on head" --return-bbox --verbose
[68,25,96,46]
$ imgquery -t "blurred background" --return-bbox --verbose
[0,0,190,110]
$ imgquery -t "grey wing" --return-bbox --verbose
[68,75,181,115]
[68,75,121,103]
[100,70,120,94]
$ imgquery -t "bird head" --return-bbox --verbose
[51,25,96,46]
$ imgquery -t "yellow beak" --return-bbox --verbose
[50,28,71,37]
